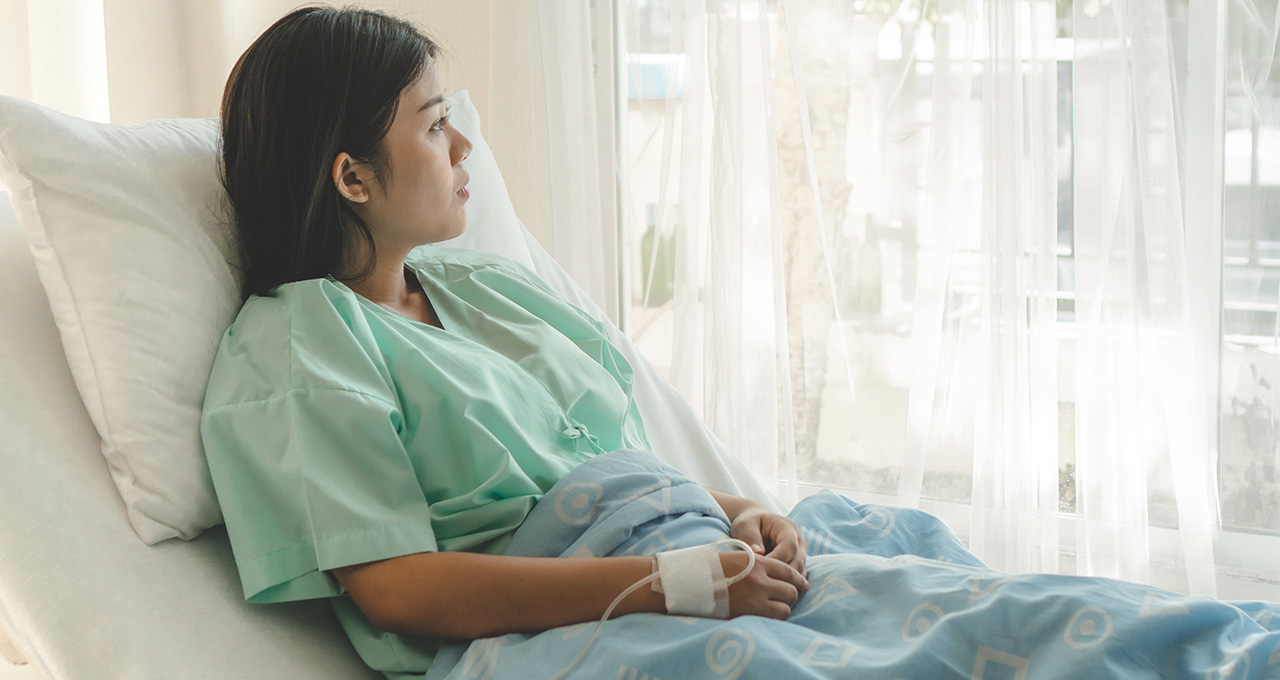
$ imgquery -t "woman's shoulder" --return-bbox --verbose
[229,276,359,343]
[203,277,381,410]
[234,276,353,318]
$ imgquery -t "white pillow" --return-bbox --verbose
[0,89,535,545]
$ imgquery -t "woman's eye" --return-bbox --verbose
[432,109,452,132]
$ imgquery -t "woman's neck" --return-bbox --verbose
[339,254,415,306]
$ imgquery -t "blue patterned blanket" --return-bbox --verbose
[425,449,1280,679]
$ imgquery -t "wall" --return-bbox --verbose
[102,1,493,127]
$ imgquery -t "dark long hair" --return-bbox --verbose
[219,5,442,300]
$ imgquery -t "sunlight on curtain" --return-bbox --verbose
[0,0,109,122]
[1073,0,1222,593]
[620,0,1280,596]
[501,0,620,323]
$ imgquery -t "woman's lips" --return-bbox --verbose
[456,170,470,199]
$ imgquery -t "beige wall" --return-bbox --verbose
[99,1,493,128]
[103,0,187,122]
[0,0,33,111]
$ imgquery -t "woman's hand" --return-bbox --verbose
[706,489,809,575]
[730,505,809,575]
[718,550,809,620]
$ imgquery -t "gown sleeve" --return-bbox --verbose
[200,386,438,604]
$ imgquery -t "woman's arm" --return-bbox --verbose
[707,489,767,522]
[331,549,807,639]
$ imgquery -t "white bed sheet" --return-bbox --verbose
[0,195,385,679]
[0,188,779,679]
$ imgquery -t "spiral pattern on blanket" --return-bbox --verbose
[1063,606,1113,649]
[554,481,603,526]
[855,506,896,537]
[705,628,755,680]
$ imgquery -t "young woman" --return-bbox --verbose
[203,5,807,677]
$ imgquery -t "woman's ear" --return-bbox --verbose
[332,152,372,203]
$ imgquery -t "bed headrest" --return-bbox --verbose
[0,190,15,231]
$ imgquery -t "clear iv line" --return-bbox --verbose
[548,538,757,680]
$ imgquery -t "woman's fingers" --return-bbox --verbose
[765,544,806,575]
[722,552,808,619]
[768,579,800,607]
[729,511,768,555]
[731,510,810,575]
[763,601,792,620]
[762,554,809,595]
[764,518,808,573]
[766,541,798,570]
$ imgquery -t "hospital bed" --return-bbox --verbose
[0,90,776,679]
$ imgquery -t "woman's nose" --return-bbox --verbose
[453,129,472,165]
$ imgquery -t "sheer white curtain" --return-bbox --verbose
[487,0,623,322]
[1071,0,1222,593]
[621,0,1280,596]
[0,0,111,122]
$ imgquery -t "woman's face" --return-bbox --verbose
[355,66,472,248]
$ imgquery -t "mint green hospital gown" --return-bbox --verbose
[199,247,651,679]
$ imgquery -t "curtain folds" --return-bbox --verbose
[0,0,111,123]
[525,0,618,321]
[622,0,1280,596]
[1073,0,1222,592]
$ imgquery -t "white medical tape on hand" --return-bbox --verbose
[652,544,725,617]
[550,538,756,680]
[651,538,754,619]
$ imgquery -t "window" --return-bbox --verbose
[619,0,1280,543]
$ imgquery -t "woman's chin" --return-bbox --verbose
[432,216,467,241]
